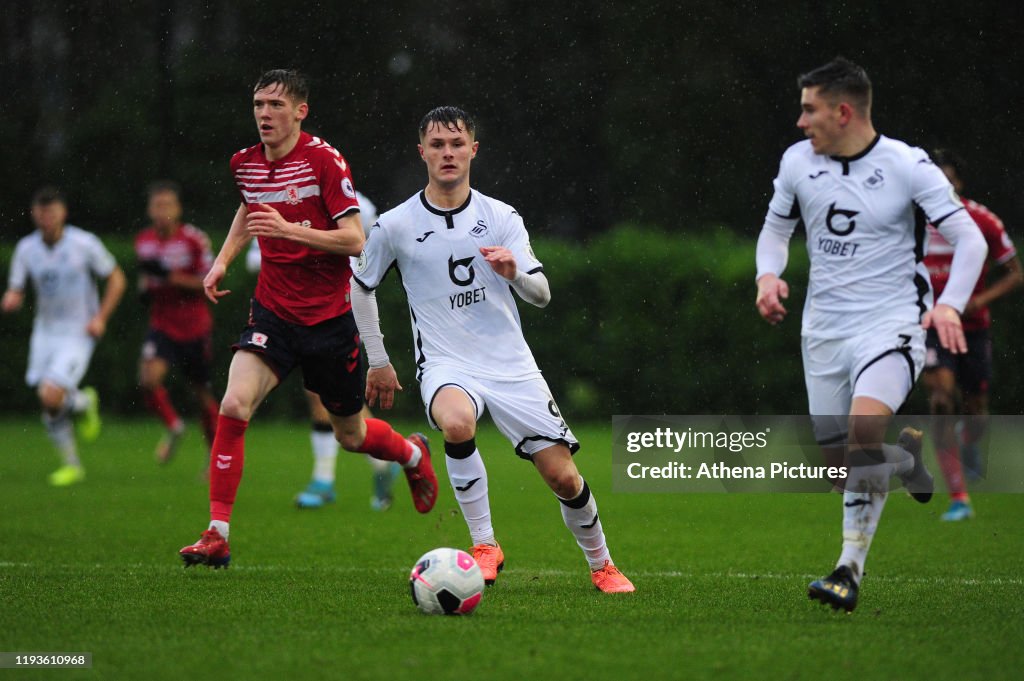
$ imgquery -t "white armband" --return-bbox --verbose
[510,270,551,308]
[755,214,794,281]
[935,209,989,312]
[350,278,390,368]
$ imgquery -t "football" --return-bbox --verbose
[409,547,484,615]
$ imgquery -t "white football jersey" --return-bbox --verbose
[353,189,544,381]
[765,135,964,339]
[8,225,117,336]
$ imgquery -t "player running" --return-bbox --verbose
[2,187,126,486]
[178,69,437,568]
[350,106,634,593]
[245,191,400,511]
[754,58,987,611]
[134,180,221,466]
[921,149,1022,521]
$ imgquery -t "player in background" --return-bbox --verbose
[135,181,221,466]
[754,58,987,611]
[921,149,1022,521]
[178,69,437,569]
[350,106,634,593]
[246,191,400,511]
[2,187,126,486]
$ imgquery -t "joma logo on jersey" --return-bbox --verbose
[285,185,301,205]
[826,203,859,236]
[448,255,476,286]
[470,220,489,237]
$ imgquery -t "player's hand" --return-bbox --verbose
[923,303,967,354]
[246,203,293,240]
[202,261,230,304]
[1,289,23,313]
[366,364,403,410]
[755,274,789,325]
[86,315,106,338]
[480,246,517,280]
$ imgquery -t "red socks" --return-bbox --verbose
[143,386,180,430]
[361,418,411,464]
[936,444,968,502]
[209,415,249,522]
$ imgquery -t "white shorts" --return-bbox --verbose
[26,331,96,390]
[419,367,579,460]
[801,322,924,444]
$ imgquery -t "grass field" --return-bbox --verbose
[1,417,1023,680]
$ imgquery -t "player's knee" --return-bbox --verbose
[439,418,476,445]
[37,384,65,412]
[545,468,582,499]
[929,391,955,416]
[218,392,254,421]
[139,374,160,391]
[335,429,365,452]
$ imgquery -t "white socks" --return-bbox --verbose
[557,478,611,570]
[43,411,79,467]
[445,439,495,546]
[310,423,338,484]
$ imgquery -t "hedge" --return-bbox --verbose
[1,226,1020,419]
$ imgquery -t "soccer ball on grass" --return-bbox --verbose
[409,547,484,615]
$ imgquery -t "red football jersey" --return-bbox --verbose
[231,131,360,325]
[925,199,1017,331]
[135,223,215,341]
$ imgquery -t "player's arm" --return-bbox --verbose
[755,157,799,325]
[2,242,29,313]
[245,204,365,256]
[87,265,127,338]
[966,255,1023,313]
[754,212,797,325]
[480,245,551,307]
[350,278,402,409]
[204,203,250,303]
[1,288,24,313]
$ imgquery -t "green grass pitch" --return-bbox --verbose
[1,418,1022,680]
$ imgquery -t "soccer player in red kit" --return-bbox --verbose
[134,181,220,464]
[921,149,1022,521]
[179,69,437,568]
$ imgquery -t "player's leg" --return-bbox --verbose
[37,380,85,486]
[531,443,634,593]
[30,334,96,485]
[294,390,339,509]
[923,328,972,520]
[179,350,280,568]
[485,376,633,592]
[183,333,221,455]
[922,364,971,519]
[302,312,437,513]
[810,338,929,612]
[429,384,504,583]
[957,330,992,484]
[139,331,185,464]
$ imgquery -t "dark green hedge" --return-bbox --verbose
[2,227,1019,419]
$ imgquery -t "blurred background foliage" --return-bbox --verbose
[1,1,1021,417]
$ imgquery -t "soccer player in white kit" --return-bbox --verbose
[350,107,634,593]
[2,187,126,486]
[754,58,988,611]
[245,191,400,511]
